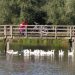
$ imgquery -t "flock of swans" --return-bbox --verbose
[23,49,74,56]
[23,49,55,56]
[6,49,74,57]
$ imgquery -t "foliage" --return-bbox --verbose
[0,0,75,25]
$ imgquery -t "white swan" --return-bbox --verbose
[46,50,55,56]
[23,49,30,56]
[51,50,55,55]
[7,50,13,54]
[68,49,74,56]
[40,50,46,56]
[12,51,18,55]
[46,50,52,55]
[59,49,64,56]
[7,50,18,55]
[33,49,40,56]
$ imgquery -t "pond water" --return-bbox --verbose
[0,51,75,75]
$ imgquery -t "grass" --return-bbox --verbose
[10,38,70,51]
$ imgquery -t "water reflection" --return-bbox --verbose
[0,51,75,75]
[59,55,64,62]
[68,55,74,64]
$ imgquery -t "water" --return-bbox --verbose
[0,53,75,75]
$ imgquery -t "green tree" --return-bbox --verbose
[18,0,48,24]
[0,0,12,24]
[64,0,75,25]
[0,0,75,25]
[42,0,66,25]
[9,0,20,24]
[43,0,75,25]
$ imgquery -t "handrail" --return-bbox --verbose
[0,25,75,39]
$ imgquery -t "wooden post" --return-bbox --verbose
[10,26,12,38]
[4,38,7,54]
[25,27,27,38]
[55,26,57,39]
[67,26,69,37]
[73,38,75,53]
[4,37,10,54]
[4,26,6,38]
[6,39,10,51]
[70,27,71,38]
[69,38,72,50]
[40,25,42,38]
[72,37,75,52]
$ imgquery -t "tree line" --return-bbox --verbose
[0,0,75,25]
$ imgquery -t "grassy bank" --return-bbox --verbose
[10,38,70,51]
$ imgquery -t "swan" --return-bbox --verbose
[46,50,55,56]
[7,50,13,54]
[51,49,55,55]
[46,50,52,55]
[23,49,30,56]
[68,49,74,56]
[59,49,64,56]
[7,50,18,55]
[30,51,34,55]
[40,50,46,56]
[33,49,40,56]
[12,51,18,55]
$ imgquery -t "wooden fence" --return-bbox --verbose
[0,25,75,39]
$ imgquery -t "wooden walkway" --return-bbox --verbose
[0,25,75,39]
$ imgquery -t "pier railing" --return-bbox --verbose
[0,25,75,39]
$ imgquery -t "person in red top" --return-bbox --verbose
[19,20,28,35]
